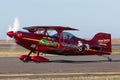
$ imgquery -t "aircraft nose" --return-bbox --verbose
[7,31,14,38]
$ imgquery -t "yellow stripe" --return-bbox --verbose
[22,37,39,42]
[88,49,111,54]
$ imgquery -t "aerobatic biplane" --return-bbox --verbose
[7,26,112,62]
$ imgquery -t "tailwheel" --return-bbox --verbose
[19,55,31,62]
[104,55,112,61]
[98,55,112,62]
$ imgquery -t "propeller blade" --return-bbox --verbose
[8,25,12,31]
[6,17,20,51]
[13,17,20,32]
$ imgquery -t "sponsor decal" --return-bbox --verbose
[39,39,58,47]
[98,39,110,46]
[30,44,36,48]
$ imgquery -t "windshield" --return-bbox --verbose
[34,29,57,36]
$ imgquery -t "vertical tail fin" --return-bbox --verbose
[90,33,112,55]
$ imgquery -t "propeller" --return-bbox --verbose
[7,17,20,38]
[12,17,20,32]
[6,17,20,51]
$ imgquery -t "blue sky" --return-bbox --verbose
[0,0,120,39]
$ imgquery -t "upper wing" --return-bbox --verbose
[23,26,79,33]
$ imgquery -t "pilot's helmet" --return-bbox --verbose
[78,40,82,46]
[65,34,69,39]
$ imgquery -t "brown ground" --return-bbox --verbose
[112,38,120,44]
[0,40,14,44]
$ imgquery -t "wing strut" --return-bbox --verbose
[56,29,63,48]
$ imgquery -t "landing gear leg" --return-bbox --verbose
[19,51,49,63]
[24,50,33,62]
[19,50,33,62]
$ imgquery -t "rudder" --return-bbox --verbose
[90,32,112,55]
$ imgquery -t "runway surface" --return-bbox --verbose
[0,54,120,78]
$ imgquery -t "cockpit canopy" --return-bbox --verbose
[52,32,77,40]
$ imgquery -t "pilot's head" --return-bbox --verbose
[65,34,69,39]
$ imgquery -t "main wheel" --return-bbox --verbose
[19,55,31,62]
[31,56,49,63]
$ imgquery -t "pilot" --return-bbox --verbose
[65,34,70,40]
[77,40,83,51]
[78,40,82,47]
[64,34,70,43]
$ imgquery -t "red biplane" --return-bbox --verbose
[7,26,112,62]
